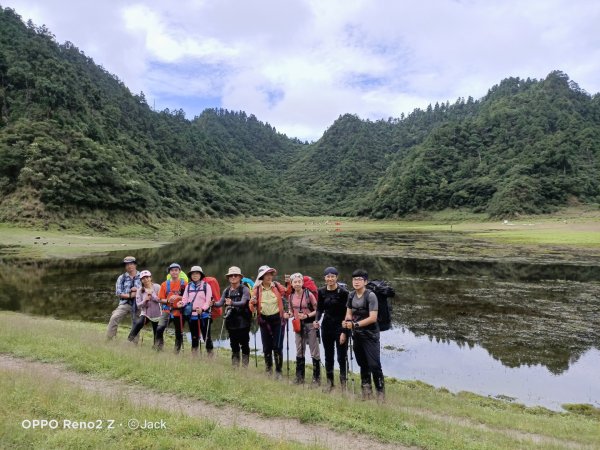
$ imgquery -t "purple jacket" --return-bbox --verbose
[136,283,162,319]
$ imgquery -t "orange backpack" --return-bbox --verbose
[204,276,222,319]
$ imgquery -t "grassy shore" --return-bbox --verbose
[1,312,599,449]
[2,207,600,260]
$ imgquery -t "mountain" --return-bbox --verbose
[1,6,599,224]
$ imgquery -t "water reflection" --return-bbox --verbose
[1,232,599,409]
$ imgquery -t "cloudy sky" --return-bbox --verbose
[5,0,600,140]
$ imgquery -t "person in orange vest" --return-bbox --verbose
[249,265,288,378]
[156,263,187,352]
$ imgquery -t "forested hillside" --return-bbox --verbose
[1,6,599,223]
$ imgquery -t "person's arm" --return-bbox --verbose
[115,275,131,300]
[135,289,145,307]
[181,284,190,305]
[307,293,318,319]
[201,284,213,311]
[316,290,324,322]
[230,287,249,307]
[213,288,226,307]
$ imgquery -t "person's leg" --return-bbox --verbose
[188,317,200,350]
[294,331,305,384]
[307,326,321,385]
[155,313,170,351]
[352,334,372,399]
[240,328,251,367]
[271,315,285,378]
[106,303,131,339]
[130,304,141,344]
[230,328,241,366]
[173,315,183,353]
[259,316,273,374]
[362,333,384,401]
[150,321,158,348]
[336,331,349,388]
[205,318,214,353]
[321,327,335,388]
[127,315,146,342]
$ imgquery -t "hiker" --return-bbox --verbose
[181,265,213,355]
[128,270,162,346]
[284,273,320,385]
[214,266,252,367]
[107,256,141,340]
[316,266,349,391]
[343,269,385,401]
[157,263,187,352]
[249,265,287,378]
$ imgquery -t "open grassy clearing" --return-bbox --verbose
[1,312,598,449]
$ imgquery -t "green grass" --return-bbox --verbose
[0,367,309,449]
[1,312,599,449]
[472,229,600,247]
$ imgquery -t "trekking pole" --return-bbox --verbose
[217,316,226,355]
[348,332,355,396]
[254,329,258,367]
[286,316,290,379]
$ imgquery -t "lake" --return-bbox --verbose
[1,232,599,411]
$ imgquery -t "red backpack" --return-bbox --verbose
[302,275,318,299]
[204,276,222,319]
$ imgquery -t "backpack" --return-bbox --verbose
[302,275,318,299]
[167,272,189,283]
[183,282,207,317]
[366,280,395,332]
[164,278,187,313]
[203,276,222,319]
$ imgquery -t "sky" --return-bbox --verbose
[4,0,600,141]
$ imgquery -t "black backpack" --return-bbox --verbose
[366,280,395,331]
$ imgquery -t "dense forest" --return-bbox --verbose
[1,6,599,224]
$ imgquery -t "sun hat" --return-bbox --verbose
[256,265,277,280]
[123,256,136,264]
[140,270,152,278]
[225,266,243,277]
[187,265,205,279]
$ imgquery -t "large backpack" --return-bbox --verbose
[302,275,318,299]
[203,276,222,319]
[366,279,395,332]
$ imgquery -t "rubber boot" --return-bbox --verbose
[294,357,306,384]
[374,374,386,403]
[274,351,283,380]
[324,371,334,392]
[264,353,273,375]
[311,358,321,386]
[232,352,241,367]
[241,353,250,368]
[174,336,182,354]
[361,384,373,400]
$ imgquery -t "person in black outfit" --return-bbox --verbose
[316,266,349,391]
[214,266,252,367]
[343,268,385,402]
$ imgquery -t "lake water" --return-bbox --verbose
[1,232,599,411]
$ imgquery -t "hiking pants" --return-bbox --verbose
[352,330,383,387]
[107,303,140,341]
[322,325,347,380]
[259,313,285,360]
[200,317,214,351]
[172,315,185,350]
[128,316,158,343]
[229,327,251,355]
[295,323,320,360]
[186,316,201,349]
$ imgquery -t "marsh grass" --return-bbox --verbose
[1,312,599,449]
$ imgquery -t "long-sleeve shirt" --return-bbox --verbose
[115,271,141,305]
[135,283,162,320]
[182,281,213,317]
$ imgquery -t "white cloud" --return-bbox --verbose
[4,0,600,140]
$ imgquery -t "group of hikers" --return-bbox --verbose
[107,256,386,401]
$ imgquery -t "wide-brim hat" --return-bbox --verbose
[225,266,243,277]
[256,265,277,280]
[188,265,205,279]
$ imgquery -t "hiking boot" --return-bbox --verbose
[361,384,373,401]
[323,372,334,393]
[265,354,273,375]
[155,338,164,352]
[339,375,347,392]
[232,352,241,367]
[191,348,199,358]
[311,358,321,386]
[294,357,306,384]
[274,351,283,374]
[241,353,250,368]
[375,375,385,404]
